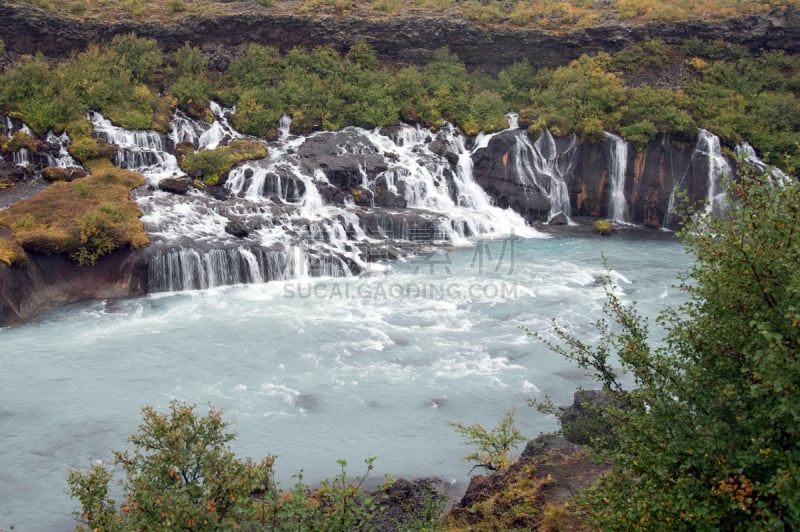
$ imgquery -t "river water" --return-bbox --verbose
[0,233,688,530]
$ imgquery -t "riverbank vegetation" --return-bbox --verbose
[535,162,800,528]
[1,35,799,169]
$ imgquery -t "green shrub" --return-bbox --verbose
[69,137,117,163]
[612,39,670,73]
[167,0,186,11]
[68,401,392,530]
[72,203,121,265]
[68,1,86,14]
[110,34,163,83]
[180,140,267,186]
[118,110,153,130]
[540,164,800,528]
[620,120,659,151]
[448,408,526,473]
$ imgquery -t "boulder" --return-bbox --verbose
[558,389,628,446]
[547,212,569,225]
[225,219,249,238]
[158,177,190,194]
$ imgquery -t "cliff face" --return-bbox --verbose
[1,4,800,72]
[472,130,723,228]
[0,249,146,326]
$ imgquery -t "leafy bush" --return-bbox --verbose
[69,137,117,163]
[611,39,671,72]
[530,54,625,140]
[72,203,122,265]
[69,401,392,530]
[167,0,186,11]
[448,409,526,473]
[540,164,800,528]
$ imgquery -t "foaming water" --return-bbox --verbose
[0,236,688,530]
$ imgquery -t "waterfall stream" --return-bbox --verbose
[604,132,629,223]
[512,129,576,223]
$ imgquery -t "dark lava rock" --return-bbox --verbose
[371,478,450,532]
[158,177,190,194]
[547,212,569,225]
[224,219,249,238]
[558,389,628,446]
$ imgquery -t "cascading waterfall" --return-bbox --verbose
[697,129,732,215]
[90,107,544,294]
[736,142,789,185]
[44,131,79,168]
[513,129,576,223]
[604,132,630,223]
[664,129,733,227]
[12,149,30,167]
[89,111,181,184]
[146,246,299,292]
[169,102,243,150]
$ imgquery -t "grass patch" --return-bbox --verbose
[179,139,267,186]
[0,160,148,266]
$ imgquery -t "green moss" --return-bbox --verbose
[179,140,267,186]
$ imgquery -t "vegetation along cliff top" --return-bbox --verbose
[6,0,800,30]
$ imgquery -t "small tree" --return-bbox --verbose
[69,402,393,531]
[68,401,267,530]
[449,408,526,473]
[539,163,800,529]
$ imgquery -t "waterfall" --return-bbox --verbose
[697,129,732,216]
[604,132,629,223]
[278,115,292,139]
[44,131,78,168]
[147,246,297,292]
[89,111,182,185]
[736,142,789,185]
[12,149,30,167]
[513,129,575,223]
[88,105,549,296]
[168,103,243,150]
[664,129,733,227]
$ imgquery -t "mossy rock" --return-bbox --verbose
[593,219,616,235]
[0,160,148,266]
[179,139,267,187]
[42,167,88,182]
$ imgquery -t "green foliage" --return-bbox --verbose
[110,33,163,83]
[167,0,186,11]
[611,39,670,72]
[540,165,800,528]
[498,59,536,109]
[530,53,625,140]
[180,140,267,186]
[0,37,5,56]
[448,408,526,473]
[68,401,392,530]
[69,137,116,163]
[72,202,122,265]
